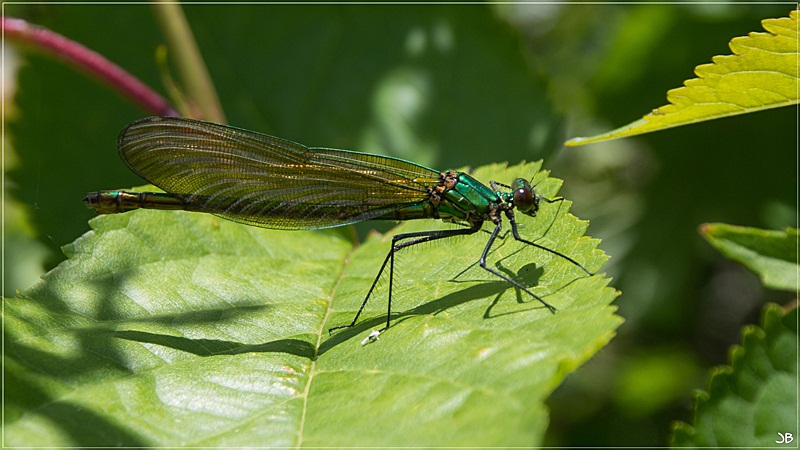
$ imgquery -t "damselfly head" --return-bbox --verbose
[510,178,540,215]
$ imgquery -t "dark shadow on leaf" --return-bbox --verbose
[477,261,546,317]
[111,330,316,359]
[498,260,545,290]
[38,401,150,447]
[5,364,148,446]
[405,281,517,316]
[98,302,316,358]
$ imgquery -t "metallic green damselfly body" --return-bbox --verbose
[84,116,592,338]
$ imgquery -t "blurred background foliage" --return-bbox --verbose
[4,3,795,447]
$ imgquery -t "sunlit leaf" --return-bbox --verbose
[5,162,620,447]
[567,9,798,146]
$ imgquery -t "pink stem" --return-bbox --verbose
[3,17,179,117]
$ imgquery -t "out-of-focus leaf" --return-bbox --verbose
[671,304,797,447]
[6,4,560,262]
[699,223,798,291]
[567,9,798,146]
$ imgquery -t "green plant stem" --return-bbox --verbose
[150,0,227,123]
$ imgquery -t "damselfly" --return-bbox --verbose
[84,116,593,338]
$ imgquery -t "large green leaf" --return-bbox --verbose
[671,304,797,447]
[699,223,798,292]
[567,8,798,146]
[5,161,619,447]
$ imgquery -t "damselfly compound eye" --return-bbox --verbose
[511,178,537,213]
